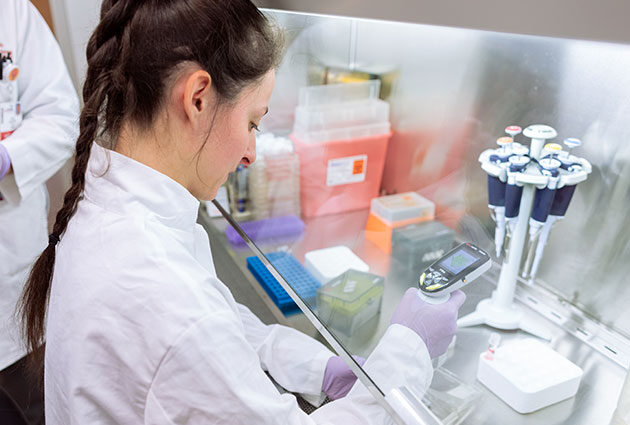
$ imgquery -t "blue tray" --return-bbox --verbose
[246,252,320,315]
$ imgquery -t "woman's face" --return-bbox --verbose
[191,70,275,200]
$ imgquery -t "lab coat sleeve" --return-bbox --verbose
[0,1,79,204]
[311,324,434,424]
[236,303,333,405]
[146,314,433,425]
[145,312,343,425]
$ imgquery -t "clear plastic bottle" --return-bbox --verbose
[249,133,301,219]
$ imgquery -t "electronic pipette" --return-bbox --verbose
[418,242,491,304]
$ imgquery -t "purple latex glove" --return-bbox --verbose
[321,355,366,400]
[0,144,10,180]
[390,288,466,358]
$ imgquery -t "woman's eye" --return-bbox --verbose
[249,122,260,132]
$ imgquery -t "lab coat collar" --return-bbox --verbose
[84,143,200,231]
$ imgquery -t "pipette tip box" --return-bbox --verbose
[391,221,455,275]
[246,252,320,315]
[370,192,435,223]
[365,192,435,253]
[316,269,384,336]
[304,245,369,284]
[476,338,583,414]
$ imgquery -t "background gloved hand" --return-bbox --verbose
[0,144,10,180]
[390,288,466,358]
[321,355,366,400]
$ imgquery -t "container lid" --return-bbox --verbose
[371,192,435,223]
[291,121,391,144]
[294,98,390,133]
[319,269,384,304]
[305,245,369,284]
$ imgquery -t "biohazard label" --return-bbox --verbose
[326,154,367,186]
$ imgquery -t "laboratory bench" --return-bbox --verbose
[198,207,626,425]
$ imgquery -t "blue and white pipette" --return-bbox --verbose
[504,125,522,141]
[563,137,582,156]
[522,157,562,278]
[528,138,583,281]
[540,142,563,160]
[487,136,514,257]
[504,154,530,234]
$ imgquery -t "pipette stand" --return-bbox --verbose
[458,127,590,340]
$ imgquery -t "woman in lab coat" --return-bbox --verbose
[19,1,465,424]
[0,1,79,424]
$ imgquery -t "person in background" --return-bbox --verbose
[19,1,464,424]
[0,1,80,424]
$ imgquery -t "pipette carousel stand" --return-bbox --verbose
[457,125,591,340]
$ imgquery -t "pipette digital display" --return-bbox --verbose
[418,242,491,304]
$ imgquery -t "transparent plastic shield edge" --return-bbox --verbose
[212,200,441,425]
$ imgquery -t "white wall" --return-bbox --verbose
[46,0,101,228]
[50,0,102,93]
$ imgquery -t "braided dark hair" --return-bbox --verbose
[18,0,283,376]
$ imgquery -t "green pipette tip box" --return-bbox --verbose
[316,269,384,335]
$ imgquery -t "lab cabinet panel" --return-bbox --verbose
[255,0,630,45]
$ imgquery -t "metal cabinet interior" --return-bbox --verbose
[260,9,630,353]
[255,0,630,45]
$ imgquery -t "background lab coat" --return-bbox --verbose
[0,0,79,371]
[45,144,433,424]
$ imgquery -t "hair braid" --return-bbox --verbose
[18,0,139,377]
[19,0,284,381]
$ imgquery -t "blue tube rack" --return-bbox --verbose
[246,252,320,315]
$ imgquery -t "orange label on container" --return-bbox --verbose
[327,154,368,186]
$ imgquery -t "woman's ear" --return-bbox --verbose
[182,70,213,125]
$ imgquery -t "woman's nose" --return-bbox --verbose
[240,135,257,166]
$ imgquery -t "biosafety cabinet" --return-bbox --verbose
[197,1,630,424]
[49,0,630,423]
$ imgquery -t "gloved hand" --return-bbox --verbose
[390,288,466,358]
[0,144,10,180]
[321,355,366,400]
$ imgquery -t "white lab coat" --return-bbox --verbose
[0,0,79,371]
[45,144,433,424]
